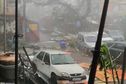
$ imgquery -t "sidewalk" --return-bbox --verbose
[80,63,126,84]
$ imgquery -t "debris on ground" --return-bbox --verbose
[80,63,126,83]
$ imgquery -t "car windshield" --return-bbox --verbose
[85,33,111,43]
[51,54,75,65]
[85,36,97,43]
[109,30,123,36]
[103,33,109,38]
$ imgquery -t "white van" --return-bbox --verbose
[76,31,113,54]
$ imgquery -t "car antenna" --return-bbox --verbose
[88,0,109,84]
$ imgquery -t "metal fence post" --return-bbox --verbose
[121,48,126,84]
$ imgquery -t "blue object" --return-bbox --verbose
[59,40,66,49]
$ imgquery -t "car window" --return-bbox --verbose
[36,51,45,60]
[43,53,50,64]
[51,54,75,65]
[85,36,97,43]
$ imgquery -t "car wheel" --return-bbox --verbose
[50,74,57,84]
[35,74,46,84]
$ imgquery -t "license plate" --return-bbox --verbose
[72,78,81,81]
[71,80,84,83]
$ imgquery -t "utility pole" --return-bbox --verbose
[15,0,18,83]
[88,0,109,84]
[3,0,6,53]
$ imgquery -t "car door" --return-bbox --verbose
[34,51,45,71]
[40,53,51,78]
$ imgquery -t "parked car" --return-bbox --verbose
[105,29,125,41]
[76,31,113,55]
[33,50,87,84]
[107,41,126,64]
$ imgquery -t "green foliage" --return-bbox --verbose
[68,40,75,48]
[99,44,113,70]
[100,44,109,55]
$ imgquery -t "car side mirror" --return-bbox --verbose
[45,62,50,65]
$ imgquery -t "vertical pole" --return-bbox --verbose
[121,48,126,84]
[23,0,26,40]
[88,0,109,84]
[15,0,18,83]
[3,0,6,53]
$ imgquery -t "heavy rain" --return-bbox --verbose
[0,0,126,84]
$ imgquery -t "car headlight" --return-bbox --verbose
[81,71,86,76]
[81,71,87,80]
[61,72,70,77]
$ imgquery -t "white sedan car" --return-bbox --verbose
[33,49,87,84]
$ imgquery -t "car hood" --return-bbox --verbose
[86,42,95,48]
[52,64,84,74]
[102,37,113,42]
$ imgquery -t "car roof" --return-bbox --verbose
[40,49,66,54]
[78,31,114,42]
[78,31,108,36]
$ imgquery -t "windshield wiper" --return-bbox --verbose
[63,62,74,64]
[53,63,63,65]
[53,62,74,65]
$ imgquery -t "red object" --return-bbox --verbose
[64,51,72,55]
[107,69,126,80]
[25,30,40,42]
